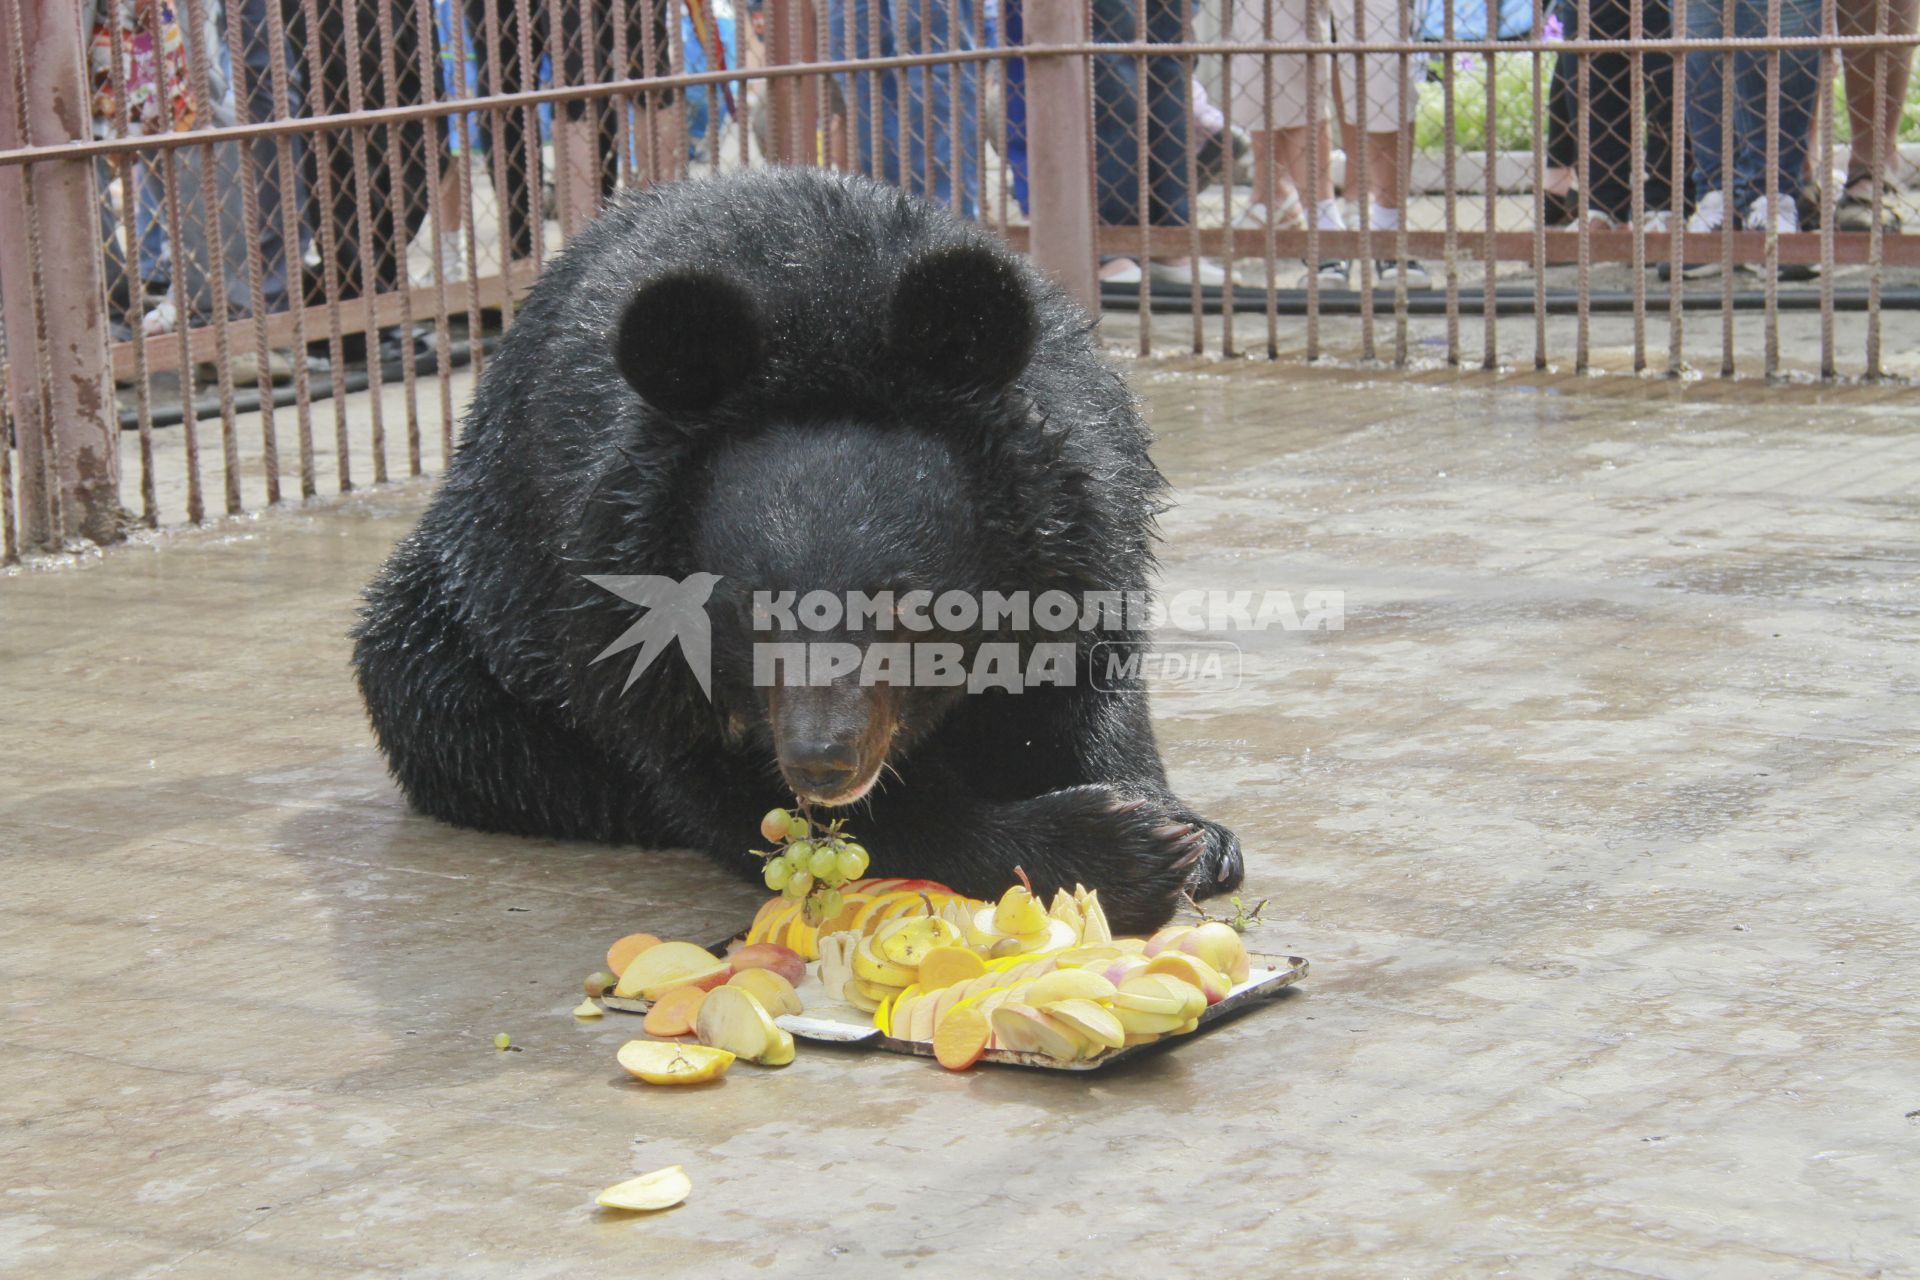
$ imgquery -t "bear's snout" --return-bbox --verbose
[768,681,897,807]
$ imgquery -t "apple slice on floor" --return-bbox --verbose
[595,1165,692,1212]
[616,1039,734,1085]
[614,940,732,1000]
[727,967,803,1017]
[1045,998,1126,1053]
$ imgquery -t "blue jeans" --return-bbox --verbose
[1091,0,1191,228]
[1685,0,1821,212]
[828,0,982,218]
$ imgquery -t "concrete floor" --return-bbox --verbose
[4,363,1918,1278]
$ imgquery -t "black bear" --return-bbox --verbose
[352,167,1241,932]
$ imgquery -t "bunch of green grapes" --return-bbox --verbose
[754,807,870,923]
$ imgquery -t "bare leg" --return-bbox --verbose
[1841,0,1920,189]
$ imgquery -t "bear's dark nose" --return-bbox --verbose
[787,742,860,800]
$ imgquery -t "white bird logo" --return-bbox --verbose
[585,572,722,699]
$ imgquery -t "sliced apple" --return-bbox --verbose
[695,986,793,1065]
[1176,921,1252,984]
[606,932,662,977]
[614,940,731,1000]
[1112,1004,1188,1036]
[1143,925,1195,957]
[1045,998,1126,1052]
[595,1164,692,1211]
[727,967,803,1017]
[1075,888,1113,945]
[616,1039,734,1085]
[1144,952,1230,1004]
[990,1004,1088,1061]
[1023,969,1119,1006]
[642,985,708,1037]
[1114,975,1187,1017]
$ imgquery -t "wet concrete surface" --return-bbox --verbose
[4,362,1918,1277]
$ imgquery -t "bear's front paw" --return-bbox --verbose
[1017,785,1230,934]
[1184,817,1245,902]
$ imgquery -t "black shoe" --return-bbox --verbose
[1543,190,1579,229]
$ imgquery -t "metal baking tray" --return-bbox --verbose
[602,930,1307,1072]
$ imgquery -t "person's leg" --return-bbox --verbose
[1545,0,1579,217]
[1730,0,1818,217]
[1142,0,1193,230]
[899,0,981,216]
[1583,0,1636,223]
[1640,0,1679,215]
[1684,0,1729,212]
[365,0,432,295]
[1840,0,1919,189]
[465,0,537,262]
[238,0,294,312]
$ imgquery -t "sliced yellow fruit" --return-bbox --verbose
[572,998,604,1019]
[1023,969,1119,1006]
[934,1004,991,1071]
[615,1039,734,1085]
[877,915,962,966]
[1045,998,1127,1052]
[596,1164,692,1212]
[917,945,988,990]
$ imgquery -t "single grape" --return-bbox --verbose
[787,870,814,899]
[785,813,811,842]
[784,847,813,874]
[837,844,869,880]
[818,887,844,921]
[788,840,814,865]
[759,808,791,844]
[809,844,840,879]
[764,858,792,891]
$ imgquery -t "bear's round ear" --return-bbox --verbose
[886,244,1037,393]
[613,271,763,413]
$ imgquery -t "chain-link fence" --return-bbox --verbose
[3,0,1917,560]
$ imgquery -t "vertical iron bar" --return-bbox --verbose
[178,0,243,514]
[1025,0,1098,312]
[222,0,281,504]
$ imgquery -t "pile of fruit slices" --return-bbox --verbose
[590,873,1254,1075]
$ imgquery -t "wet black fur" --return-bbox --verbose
[352,168,1242,932]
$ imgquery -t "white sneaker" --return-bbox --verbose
[1744,195,1800,235]
[1148,257,1229,288]
[1640,209,1674,235]
[1099,258,1144,286]
[1678,191,1728,279]
[1744,195,1815,279]
[1688,189,1727,235]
